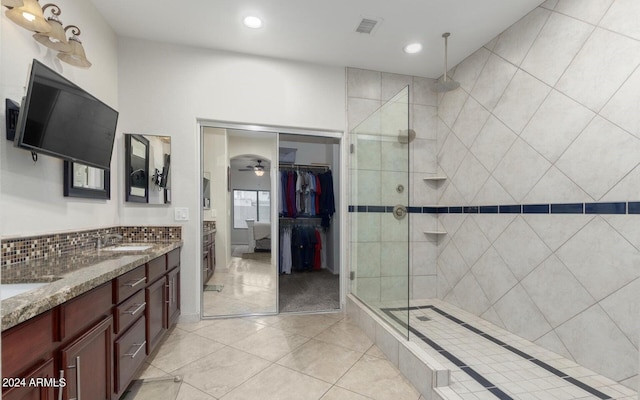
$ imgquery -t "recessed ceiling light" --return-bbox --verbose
[243,16,263,29]
[403,43,422,54]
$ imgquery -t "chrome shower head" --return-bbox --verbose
[431,32,460,93]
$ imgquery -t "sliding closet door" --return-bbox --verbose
[201,127,278,317]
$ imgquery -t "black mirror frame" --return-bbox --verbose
[125,133,150,203]
[63,161,111,199]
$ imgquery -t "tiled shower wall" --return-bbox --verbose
[346,68,439,302]
[436,0,640,388]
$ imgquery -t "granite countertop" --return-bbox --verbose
[1,241,182,332]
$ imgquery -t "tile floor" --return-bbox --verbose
[133,312,424,400]
[202,249,277,316]
[380,299,638,400]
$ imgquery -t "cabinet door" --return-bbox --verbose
[202,248,210,285]
[3,358,55,400]
[60,316,113,400]
[211,240,216,273]
[167,267,180,326]
[145,277,167,355]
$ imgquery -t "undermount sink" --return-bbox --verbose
[102,245,153,251]
[1,282,49,301]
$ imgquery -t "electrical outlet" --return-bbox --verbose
[174,207,189,221]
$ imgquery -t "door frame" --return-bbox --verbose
[198,119,346,318]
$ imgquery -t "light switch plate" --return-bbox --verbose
[174,207,189,221]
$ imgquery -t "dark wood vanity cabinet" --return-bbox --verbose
[145,275,167,355]
[202,232,215,285]
[2,358,56,400]
[1,247,181,400]
[146,249,181,355]
[167,266,180,326]
[60,316,113,400]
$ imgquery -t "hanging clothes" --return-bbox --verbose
[278,224,325,273]
[280,227,292,274]
[313,229,322,270]
[318,170,335,228]
[279,166,334,224]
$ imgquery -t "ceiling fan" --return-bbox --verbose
[238,159,267,176]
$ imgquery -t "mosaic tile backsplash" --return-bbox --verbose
[1,226,182,267]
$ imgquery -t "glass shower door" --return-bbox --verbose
[350,86,410,339]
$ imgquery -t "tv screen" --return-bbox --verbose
[14,59,118,170]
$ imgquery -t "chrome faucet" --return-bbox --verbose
[96,233,123,249]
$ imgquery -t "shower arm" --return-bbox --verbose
[443,32,450,83]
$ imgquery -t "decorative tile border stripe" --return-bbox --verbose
[381,305,612,400]
[1,226,182,267]
[380,306,514,400]
[349,201,635,215]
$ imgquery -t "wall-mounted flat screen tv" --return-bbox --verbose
[14,59,119,170]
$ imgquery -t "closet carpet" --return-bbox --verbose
[279,270,339,313]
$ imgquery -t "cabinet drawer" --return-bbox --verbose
[1,310,54,379]
[114,290,146,335]
[147,255,166,284]
[114,317,146,395]
[114,264,146,303]
[61,282,112,341]
[167,248,180,270]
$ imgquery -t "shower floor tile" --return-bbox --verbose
[381,299,637,400]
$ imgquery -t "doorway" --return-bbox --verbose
[277,134,341,313]
[200,122,344,318]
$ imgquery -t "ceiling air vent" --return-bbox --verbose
[355,17,381,34]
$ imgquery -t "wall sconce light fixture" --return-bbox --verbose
[57,25,91,68]
[3,1,91,68]
[2,0,24,8]
[33,3,70,52]
[5,0,50,33]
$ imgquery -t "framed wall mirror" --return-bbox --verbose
[125,133,171,204]
[63,161,111,199]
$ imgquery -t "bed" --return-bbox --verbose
[246,219,271,252]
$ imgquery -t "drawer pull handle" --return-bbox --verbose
[65,356,81,400]
[124,302,146,316]
[124,277,146,288]
[124,341,147,359]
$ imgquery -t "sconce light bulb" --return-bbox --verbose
[22,11,36,22]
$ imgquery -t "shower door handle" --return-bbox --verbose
[393,205,407,220]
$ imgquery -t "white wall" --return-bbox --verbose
[0,0,119,237]
[117,37,345,319]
